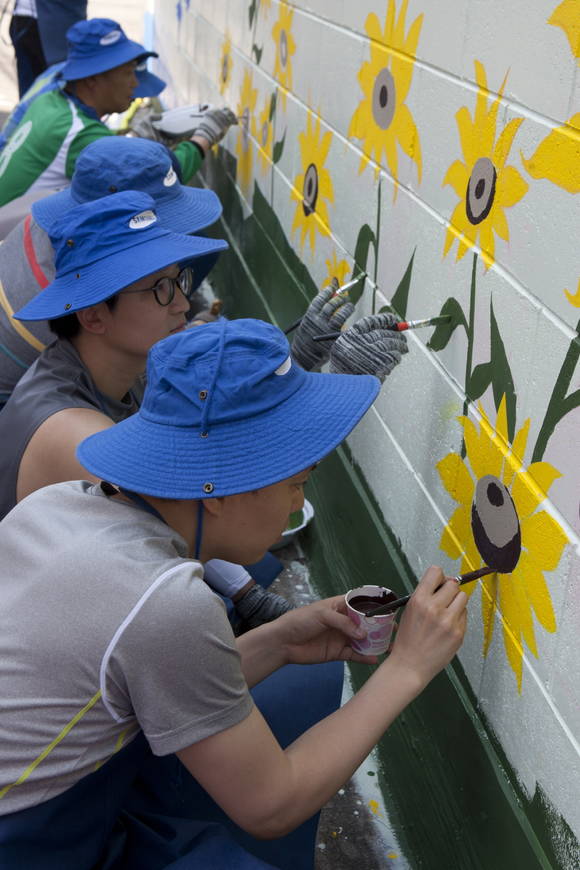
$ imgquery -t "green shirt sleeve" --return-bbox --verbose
[65,120,115,179]
[172,141,204,184]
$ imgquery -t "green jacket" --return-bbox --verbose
[0,90,203,207]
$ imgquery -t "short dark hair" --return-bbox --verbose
[48,294,119,339]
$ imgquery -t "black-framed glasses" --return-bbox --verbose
[122,267,194,306]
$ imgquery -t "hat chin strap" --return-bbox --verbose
[194,501,204,561]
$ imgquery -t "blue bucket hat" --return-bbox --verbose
[133,60,165,98]
[77,319,380,499]
[60,18,157,81]
[14,191,228,321]
[32,138,222,235]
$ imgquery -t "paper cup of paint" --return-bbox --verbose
[345,585,397,655]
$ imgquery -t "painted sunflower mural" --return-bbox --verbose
[291,111,333,254]
[255,97,274,174]
[323,251,350,288]
[443,61,528,269]
[236,70,258,193]
[219,34,232,95]
[271,2,296,108]
[348,0,422,194]
[437,396,568,690]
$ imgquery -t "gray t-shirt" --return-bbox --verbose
[0,337,142,520]
[0,216,55,400]
[0,480,254,815]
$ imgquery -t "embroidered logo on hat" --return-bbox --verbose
[100,29,122,46]
[274,356,292,376]
[129,209,157,229]
[163,167,177,187]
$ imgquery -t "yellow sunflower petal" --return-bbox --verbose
[564,280,580,307]
[456,106,478,168]
[520,114,580,194]
[511,461,561,519]
[496,164,529,209]
[502,619,524,691]
[548,0,580,60]
[480,573,498,653]
[500,570,538,658]
[365,11,384,43]
[391,15,423,103]
[492,207,510,243]
[478,220,495,266]
[440,504,471,559]
[493,117,524,169]
[502,418,529,487]
[515,551,557,633]
[393,103,422,181]
[521,510,568,572]
[437,452,475,503]
[494,394,509,446]
[443,159,469,196]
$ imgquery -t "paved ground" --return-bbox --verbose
[271,537,410,870]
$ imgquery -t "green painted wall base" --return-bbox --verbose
[200,152,576,870]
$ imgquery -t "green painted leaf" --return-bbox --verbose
[389,249,415,319]
[248,0,258,28]
[349,224,376,304]
[269,92,277,122]
[427,298,468,351]
[272,130,286,164]
[468,361,493,401]
[489,300,517,441]
[252,43,263,64]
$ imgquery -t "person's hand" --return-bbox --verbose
[191,106,238,148]
[329,312,408,382]
[291,280,355,370]
[388,566,467,687]
[274,596,378,665]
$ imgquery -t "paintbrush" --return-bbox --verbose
[312,314,452,342]
[364,566,494,617]
[283,273,367,335]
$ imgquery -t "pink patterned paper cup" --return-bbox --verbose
[345,585,397,655]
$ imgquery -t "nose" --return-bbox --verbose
[171,285,191,314]
[291,489,305,514]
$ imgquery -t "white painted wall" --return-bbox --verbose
[152,3,579,857]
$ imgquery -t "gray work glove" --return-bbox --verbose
[127,105,171,144]
[234,584,293,633]
[291,280,355,370]
[190,106,238,146]
[329,312,408,382]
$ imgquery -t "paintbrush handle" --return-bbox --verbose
[312,315,452,342]
[283,274,366,336]
[283,315,304,335]
[365,566,494,617]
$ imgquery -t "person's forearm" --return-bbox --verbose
[236,620,289,687]
[263,655,426,836]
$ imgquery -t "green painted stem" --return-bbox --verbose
[461,253,478,455]
[371,178,381,314]
[532,317,580,462]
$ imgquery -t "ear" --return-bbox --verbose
[75,302,111,335]
[202,496,226,518]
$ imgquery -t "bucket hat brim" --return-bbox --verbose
[14,231,228,321]
[32,185,222,237]
[60,40,157,81]
[77,370,380,499]
[133,69,165,97]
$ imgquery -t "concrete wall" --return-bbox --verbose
[153,1,580,865]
